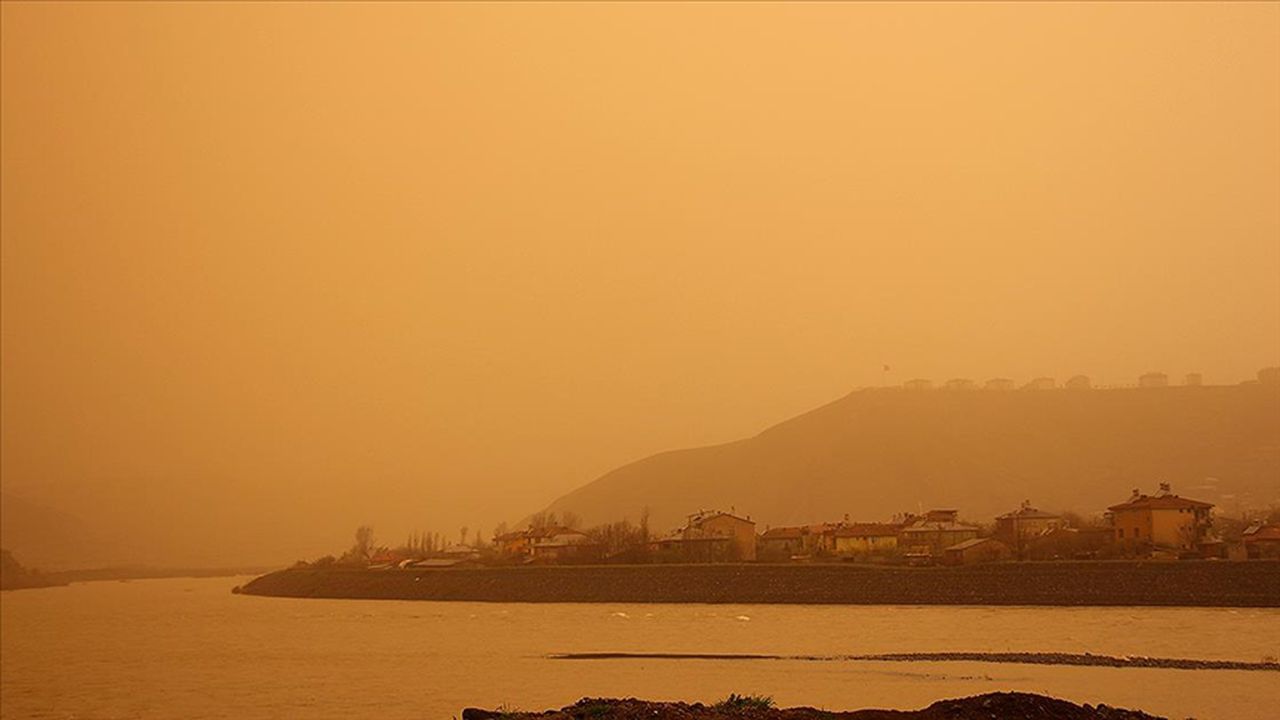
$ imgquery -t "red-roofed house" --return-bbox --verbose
[1108,484,1214,552]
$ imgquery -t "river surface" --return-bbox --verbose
[2,576,1279,719]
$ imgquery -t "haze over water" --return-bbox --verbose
[3,577,1279,720]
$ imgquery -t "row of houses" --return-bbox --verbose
[759,509,996,565]
[904,373,1199,391]
[902,366,1280,392]
[482,484,1279,567]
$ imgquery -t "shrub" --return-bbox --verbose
[714,693,775,711]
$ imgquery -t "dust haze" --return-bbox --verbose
[2,2,1278,568]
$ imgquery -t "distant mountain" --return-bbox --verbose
[0,549,66,590]
[0,492,126,570]
[541,384,1280,534]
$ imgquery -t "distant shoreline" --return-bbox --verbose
[238,560,1280,607]
[2,566,271,591]
[549,651,1280,671]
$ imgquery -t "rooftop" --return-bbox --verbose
[1108,495,1213,512]
[946,537,1002,552]
[997,503,1061,520]
[834,523,902,538]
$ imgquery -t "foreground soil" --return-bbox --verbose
[461,692,1166,719]
[239,560,1280,607]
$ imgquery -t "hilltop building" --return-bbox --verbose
[1184,373,1203,387]
[1138,372,1169,388]
[983,378,1015,391]
[1108,484,1213,553]
[1025,377,1055,390]
[1064,375,1091,390]
[903,379,933,391]
[944,378,976,390]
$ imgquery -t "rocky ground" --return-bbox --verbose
[461,692,1166,720]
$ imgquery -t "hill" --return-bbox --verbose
[0,492,127,570]
[540,384,1280,533]
[0,549,67,591]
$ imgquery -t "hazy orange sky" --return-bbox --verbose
[3,2,1278,566]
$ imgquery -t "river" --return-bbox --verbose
[2,575,1278,719]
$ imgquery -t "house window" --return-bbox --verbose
[1117,529,1124,539]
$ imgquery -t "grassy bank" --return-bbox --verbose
[238,560,1280,607]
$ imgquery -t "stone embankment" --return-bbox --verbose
[460,691,1167,719]
[238,560,1280,607]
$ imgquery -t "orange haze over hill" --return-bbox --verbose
[2,2,1278,568]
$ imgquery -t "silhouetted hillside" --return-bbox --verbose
[542,384,1280,533]
[0,549,66,590]
[0,492,126,570]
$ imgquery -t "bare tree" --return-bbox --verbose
[352,525,376,562]
[562,511,581,529]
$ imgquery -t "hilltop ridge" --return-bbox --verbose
[540,382,1280,533]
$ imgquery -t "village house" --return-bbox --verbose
[944,537,1011,565]
[758,523,837,558]
[944,378,976,390]
[1025,526,1115,561]
[994,501,1065,557]
[900,510,980,558]
[832,523,901,557]
[529,527,593,562]
[495,526,591,561]
[1108,484,1214,553]
[1243,523,1280,559]
[903,378,932,391]
[983,378,1016,391]
[1024,377,1056,390]
[758,526,806,557]
[494,529,535,557]
[654,510,757,562]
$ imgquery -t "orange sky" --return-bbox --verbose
[3,2,1278,566]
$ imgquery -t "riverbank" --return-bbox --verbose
[549,651,1280,671]
[238,560,1280,606]
[461,691,1166,719]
